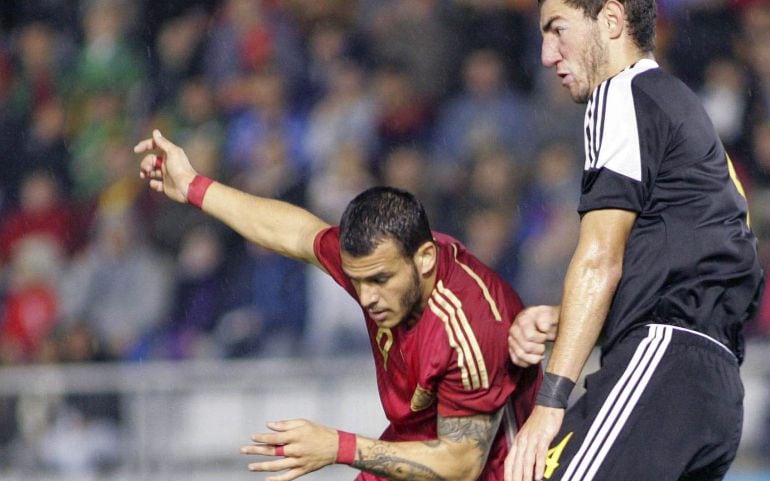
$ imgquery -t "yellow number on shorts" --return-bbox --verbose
[544,432,573,479]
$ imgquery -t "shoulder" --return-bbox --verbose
[429,233,523,330]
[603,60,698,119]
[312,226,353,289]
[314,226,340,259]
[436,233,521,297]
[588,60,680,180]
[595,59,673,114]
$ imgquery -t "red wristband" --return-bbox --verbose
[335,430,356,464]
[187,175,213,209]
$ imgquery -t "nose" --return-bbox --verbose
[359,283,380,308]
[541,36,561,69]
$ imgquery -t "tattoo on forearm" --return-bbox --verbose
[352,444,447,481]
[437,409,504,457]
[352,410,504,481]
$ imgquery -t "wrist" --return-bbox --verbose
[187,175,213,209]
[335,430,356,465]
[535,372,575,409]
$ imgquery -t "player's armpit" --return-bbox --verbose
[351,409,504,481]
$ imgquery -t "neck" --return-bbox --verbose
[414,258,440,326]
[606,42,654,80]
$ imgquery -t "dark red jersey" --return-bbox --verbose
[314,227,541,481]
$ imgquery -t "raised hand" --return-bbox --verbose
[135,129,197,204]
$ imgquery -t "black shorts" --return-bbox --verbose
[545,324,744,481]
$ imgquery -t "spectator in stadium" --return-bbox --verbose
[363,0,457,101]
[58,207,173,360]
[303,141,375,357]
[303,59,376,175]
[513,141,580,306]
[146,8,209,112]
[0,235,62,364]
[76,0,143,91]
[433,49,536,166]
[378,146,436,219]
[0,170,75,264]
[370,63,434,163]
[505,1,764,481]
[135,129,541,481]
[223,67,307,177]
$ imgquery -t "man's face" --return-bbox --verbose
[540,0,608,103]
[342,238,424,329]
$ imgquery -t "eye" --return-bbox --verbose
[368,273,392,285]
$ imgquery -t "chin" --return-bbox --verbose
[571,87,590,104]
[376,317,401,329]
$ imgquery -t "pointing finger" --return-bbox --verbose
[152,129,176,151]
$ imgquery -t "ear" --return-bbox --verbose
[414,241,437,276]
[602,0,625,40]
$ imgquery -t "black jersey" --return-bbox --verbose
[578,59,764,362]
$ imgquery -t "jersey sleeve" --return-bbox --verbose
[578,74,665,215]
[312,226,358,298]
[428,278,536,419]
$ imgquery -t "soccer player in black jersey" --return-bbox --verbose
[505,1,764,480]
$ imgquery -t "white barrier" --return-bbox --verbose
[0,343,768,481]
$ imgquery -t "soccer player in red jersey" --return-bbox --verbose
[136,129,541,481]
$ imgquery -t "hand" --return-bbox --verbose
[504,405,564,481]
[241,419,340,481]
[135,129,197,204]
[508,305,559,367]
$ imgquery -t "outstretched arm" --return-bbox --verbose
[242,410,504,481]
[135,130,329,267]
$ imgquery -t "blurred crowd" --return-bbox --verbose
[0,0,770,474]
[0,0,768,365]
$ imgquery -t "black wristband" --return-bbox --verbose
[535,372,575,409]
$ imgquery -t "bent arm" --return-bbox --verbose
[547,209,636,382]
[505,209,636,481]
[352,410,503,481]
[245,411,503,481]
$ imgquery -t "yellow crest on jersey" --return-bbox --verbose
[410,385,436,412]
[376,327,393,370]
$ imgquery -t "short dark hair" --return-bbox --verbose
[339,187,433,258]
[538,0,656,52]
